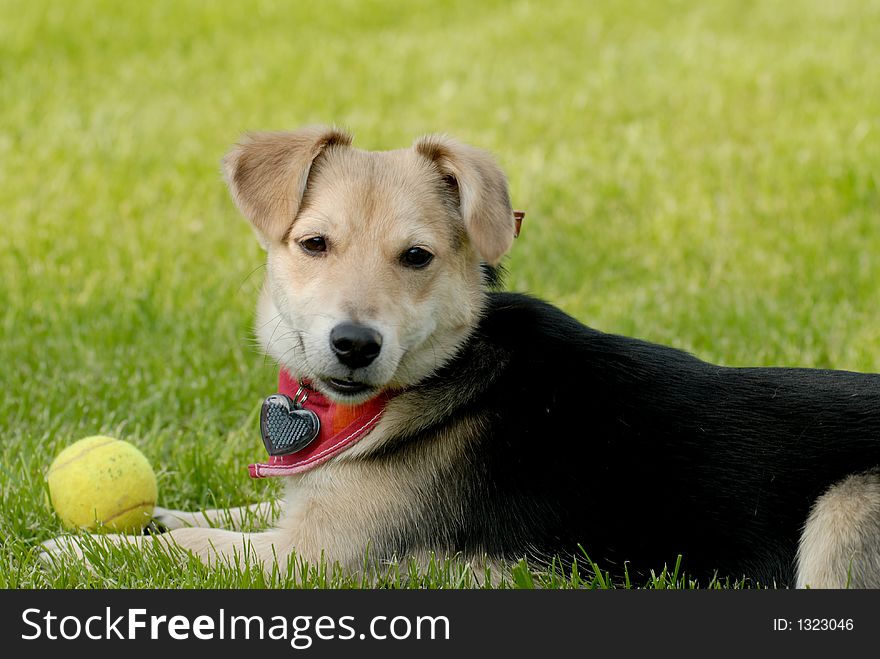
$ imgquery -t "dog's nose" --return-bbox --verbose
[330,323,383,369]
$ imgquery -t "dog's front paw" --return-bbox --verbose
[39,533,137,569]
[39,535,90,566]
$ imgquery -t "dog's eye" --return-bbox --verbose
[400,247,434,269]
[299,236,328,255]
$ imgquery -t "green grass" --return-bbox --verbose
[2,0,879,588]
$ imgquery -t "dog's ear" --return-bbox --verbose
[413,135,515,265]
[223,127,352,244]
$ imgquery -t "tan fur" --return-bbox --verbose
[166,400,485,567]
[42,128,515,578]
[796,472,880,588]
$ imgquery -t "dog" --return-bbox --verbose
[43,127,880,588]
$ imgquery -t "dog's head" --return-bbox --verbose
[223,126,515,402]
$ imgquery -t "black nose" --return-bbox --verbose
[330,323,383,369]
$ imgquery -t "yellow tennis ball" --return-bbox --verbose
[46,435,157,533]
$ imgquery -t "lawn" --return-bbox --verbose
[2,0,879,588]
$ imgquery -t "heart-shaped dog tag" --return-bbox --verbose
[260,394,320,456]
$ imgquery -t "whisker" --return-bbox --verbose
[256,312,283,331]
[238,262,267,293]
[262,315,286,368]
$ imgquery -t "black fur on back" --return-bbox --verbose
[378,292,880,586]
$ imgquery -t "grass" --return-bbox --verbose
[2,0,879,588]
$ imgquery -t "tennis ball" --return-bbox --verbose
[46,435,157,533]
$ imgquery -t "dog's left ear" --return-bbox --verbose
[413,136,515,265]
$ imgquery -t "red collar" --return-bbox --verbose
[248,370,392,478]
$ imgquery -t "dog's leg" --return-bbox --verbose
[153,502,278,531]
[796,470,880,588]
[41,527,292,570]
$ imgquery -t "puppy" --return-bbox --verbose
[43,127,880,588]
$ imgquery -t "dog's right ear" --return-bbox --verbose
[223,127,352,245]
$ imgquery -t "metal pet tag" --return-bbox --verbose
[259,393,320,456]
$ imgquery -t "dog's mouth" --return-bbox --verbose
[320,377,376,398]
